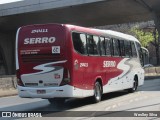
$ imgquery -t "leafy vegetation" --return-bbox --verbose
[131,27,154,47]
[131,27,160,65]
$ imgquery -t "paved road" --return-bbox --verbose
[0,79,160,119]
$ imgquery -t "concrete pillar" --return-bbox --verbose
[152,12,160,65]
[0,31,16,75]
[152,12,160,35]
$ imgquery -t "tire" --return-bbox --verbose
[48,98,66,105]
[93,82,102,103]
[128,77,138,93]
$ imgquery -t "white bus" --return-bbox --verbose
[16,24,145,104]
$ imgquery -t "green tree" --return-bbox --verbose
[131,27,160,65]
[131,27,154,47]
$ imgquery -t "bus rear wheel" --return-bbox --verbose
[93,82,102,103]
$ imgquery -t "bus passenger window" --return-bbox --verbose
[93,36,100,55]
[105,38,111,56]
[124,41,132,57]
[131,41,137,57]
[136,42,144,66]
[112,39,120,56]
[100,37,105,55]
[119,40,125,57]
[72,32,87,55]
[87,35,94,55]
[87,35,100,55]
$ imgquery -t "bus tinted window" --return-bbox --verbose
[87,35,94,55]
[93,36,100,55]
[72,32,87,55]
[105,38,111,56]
[87,35,100,55]
[119,40,125,57]
[100,37,105,55]
[131,41,137,57]
[124,41,131,57]
[112,39,120,56]
[136,42,143,65]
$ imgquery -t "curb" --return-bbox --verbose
[145,75,160,80]
[0,89,18,98]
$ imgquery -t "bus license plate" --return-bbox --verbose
[37,90,46,94]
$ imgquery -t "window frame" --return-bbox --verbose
[99,36,106,56]
[131,41,138,58]
[104,37,112,57]
[86,34,101,56]
[71,31,139,59]
[112,38,120,57]
[119,39,126,57]
[124,40,132,58]
[71,31,88,56]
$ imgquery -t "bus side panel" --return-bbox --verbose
[72,53,125,96]
[65,28,85,97]
[102,58,128,93]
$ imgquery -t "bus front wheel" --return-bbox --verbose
[93,82,102,103]
[128,77,138,93]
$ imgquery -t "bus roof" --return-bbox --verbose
[19,23,140,44]
[65,24,140,43]
[98,29,140,43]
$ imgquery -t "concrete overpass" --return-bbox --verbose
[0,0,160,75]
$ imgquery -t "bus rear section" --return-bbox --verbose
[16,24,73,99]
